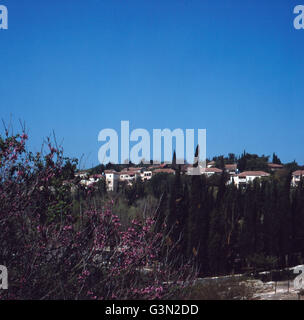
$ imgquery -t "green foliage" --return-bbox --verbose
[272,153,281,165]
[237,152,269,172]
[284,160,302,172]
[71,153,304,278]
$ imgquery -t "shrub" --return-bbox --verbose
[0,130,195,300]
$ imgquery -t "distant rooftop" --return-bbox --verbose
[268,163,284,169]
[292,170,304,176]
[238,171,270,177]
[225,164,237,170]
[202,167,223,173]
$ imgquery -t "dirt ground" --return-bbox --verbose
[253,281,301,300]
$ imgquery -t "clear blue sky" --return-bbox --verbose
[0,0,303,167]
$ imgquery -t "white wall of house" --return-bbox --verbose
[141,171,152,181]
[225,165,238,175]
[230,173,269,187]
[75,172,89,179]
[105,173,119,191]
[292,172,304,187]
[119,172,142,185]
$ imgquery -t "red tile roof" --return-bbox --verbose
[128,172,137,176]
[225,164,237,170]
[153,168,175,174]
[202,167,223,173]
[128,167,142,171]
[268,163,284,169]
[292,170,304,176]
[104,170,118,174]
[148,163,168,170]
[238,171,270,177]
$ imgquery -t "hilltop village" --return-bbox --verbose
[73,155,304,192]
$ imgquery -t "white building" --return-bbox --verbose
[104,170,119,191]
[200,167,223,177]
[230,171,270,188]
[207,161,216,168]
[120,171,140,185]
[141,170,153,181]
[75,171,91,186]
[225,164,238,175]
[75,171,104,187]
[292,170,304,187]
[186,165,222,176]
[75,171,89,179]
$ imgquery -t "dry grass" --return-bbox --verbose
[186,276,256,300]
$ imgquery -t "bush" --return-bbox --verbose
[0,130,196,300]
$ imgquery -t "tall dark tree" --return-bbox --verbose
[172,150,177,170]
[187,174,202,259]
[277,171,292,267]
[272,153,281,164]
